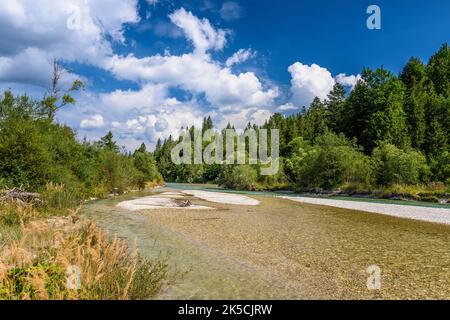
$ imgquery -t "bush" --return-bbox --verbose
[286,133,373,189]
[0,118,52,190]
[133,149,163,189]
[98,150,141,194]
[430,151,450,183]
[372,142,430,186]
[222,165,258,190]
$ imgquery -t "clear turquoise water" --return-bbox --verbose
[83,185,450,299]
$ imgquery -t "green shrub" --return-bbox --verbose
[430,151,450,183]
[286,133,373,189]
[372,142,430,186]
[222,165,258,190]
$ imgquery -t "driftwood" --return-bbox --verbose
[1,187,40,202]
[174,199,192,207]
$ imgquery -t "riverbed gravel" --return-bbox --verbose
[280,196,450,225]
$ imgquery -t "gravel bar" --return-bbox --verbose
[280,196,450,225]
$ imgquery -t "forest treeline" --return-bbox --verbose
[0,90,162,202]
[155,44,450,197]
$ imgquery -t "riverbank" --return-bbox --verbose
[280,196,450,226]
[251,184,450,205]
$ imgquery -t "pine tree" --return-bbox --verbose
[427,43,450,96]
[100,131,119,152]
[400,58,427,149]
[325,83,346,132]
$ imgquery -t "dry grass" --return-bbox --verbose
[0,201,169,300]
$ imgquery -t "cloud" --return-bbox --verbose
[277,102,297,111]
[225,49,256,67]
[0,48,81,87]
[151,20,184,38]
[220,2,242,21]
[288,62,335,107]
[80,114,105,129]
[169,8,228,55]
[218,108,273,129]
[58,83,205,148]
[0,4,278,149]
[104,50,277,111]
[335,73,361,89]
[288,62,360,107]
[0,0,139,87]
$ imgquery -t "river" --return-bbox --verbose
[82,184,450,299]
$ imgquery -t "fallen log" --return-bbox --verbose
[1,188,40,202]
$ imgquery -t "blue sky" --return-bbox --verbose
[0,0,449,150]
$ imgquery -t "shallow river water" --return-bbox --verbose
[82,184,450,299]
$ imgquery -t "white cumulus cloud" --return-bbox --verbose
[169,7,228,55]
[288,62,361,107]
[288,62,335,107]
[80,114,105,129]
[0,0,139,87]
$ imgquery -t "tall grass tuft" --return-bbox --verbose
[0,201,169,300]
[39,183,81,215]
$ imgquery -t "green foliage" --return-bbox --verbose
[372,143,430,186]
[341,68,410,152]
[0,199,35,227]
[429,151,450,185]
[0,263,67,300]
[98,149,140,194]
[300,97,330,140]
[427,43,450,96]
[40,183,81,215]
[285,133,373,189]
[0,121,52,189]
[221,165,258,190]
[99,131,119,152]
[133,144,162,189]
[0,92,163,199]
[326,83,346,132]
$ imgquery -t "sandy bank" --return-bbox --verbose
[280,196,450,225]
[182,190,260,206]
